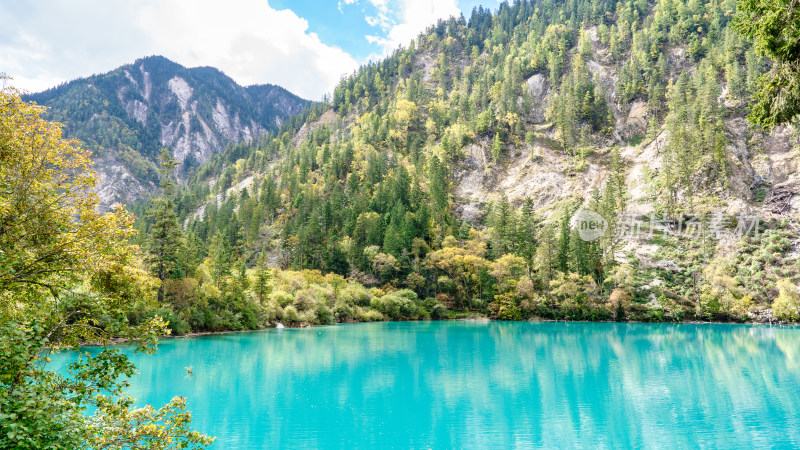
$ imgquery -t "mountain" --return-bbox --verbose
[131,0,800,332]
[24,55,310,209]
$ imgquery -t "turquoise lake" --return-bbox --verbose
[55,321,800,448]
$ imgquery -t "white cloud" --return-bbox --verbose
[364,0,460,58]
[0,0,359,100]
[367,0,390,13]
[365,12,392,31]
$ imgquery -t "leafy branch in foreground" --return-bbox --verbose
[734,0,800,128]
[0,79,213,449]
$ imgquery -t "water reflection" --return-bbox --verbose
[53,322,800,448]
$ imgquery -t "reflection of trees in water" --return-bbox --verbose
[117,323,800,447]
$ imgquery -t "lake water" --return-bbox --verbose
[55,321,800,448]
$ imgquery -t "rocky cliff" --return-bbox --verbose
[24,56,310,209]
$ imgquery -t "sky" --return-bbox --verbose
[1,0,499,100]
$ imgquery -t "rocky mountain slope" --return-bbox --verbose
[24,56,310,209]
[453,27,800,220]
[124,0,800,328]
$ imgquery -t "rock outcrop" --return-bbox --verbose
[24,56,310,209]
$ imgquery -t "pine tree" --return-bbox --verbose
[209,233,231,288]
[725,61,746,100]
[660,74,696,215]
[734,0,800,128]
[383,214,404,255]
[324,238,350,276]
[556,206,572,273]
[569,228,591,275]
[491,196,516,257]
[492,132,503,163]
[428,155,450,228]
[302,213,326,270]
[744,48,763,96]
[517,198,538,274]
[599,148,627,268]
[254,251,273,303]
[232,259,250,297]
[146,149,185,303]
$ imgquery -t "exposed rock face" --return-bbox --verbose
[622,101,648,138]
[450,36,799,223]
[93,154,153,208]
[526,74,551,123]
[24,56,310,210]
[452,116,796,224]
[167,76,193,110]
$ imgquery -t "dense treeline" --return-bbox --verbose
[130,0,800,333]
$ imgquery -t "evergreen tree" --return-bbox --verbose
[254,251,273,303]
[428,155,450,229]
[599,148,627,268]
[735,0,800,128]
[209,233,231,288]
[556,206,572,273]
[490,196,516,257]
[325,239,351,276]
[146,149,185,303]
[492,132,503,163]
[517,198,538,274]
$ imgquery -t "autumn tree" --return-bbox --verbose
[0,82,212,448]
[772,279,800,321]
[490,254,526,292]
[426,234,490,306]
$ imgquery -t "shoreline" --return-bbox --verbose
[91,316,798,347]
[160,316,800,338]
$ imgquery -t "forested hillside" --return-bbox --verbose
[24,56,310,209]
[132,0,800,333]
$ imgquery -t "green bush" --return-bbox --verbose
[262,300,283,323]
[283,305,301,325]
[316,304,335,325]
[292,291,315,311]
[332,300,354,322]
[393,289,418,301]
[270,290,294,307]
[215,309,242,331]
[431,302,448,320]
[371,294,420,320]
[488,294,521,320]
[144,308,191,335]
[187,307,215,331]
[240,302,261,329]
[773,279,800,322]
[300,309,318,324]
[355,307,384,322]
[341,284,374,307]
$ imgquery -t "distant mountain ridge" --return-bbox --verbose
[24,55,310,209]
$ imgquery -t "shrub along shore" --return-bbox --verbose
[130,262,799,338]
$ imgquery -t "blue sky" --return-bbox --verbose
[270,0,499,60]
[1,0,500,100]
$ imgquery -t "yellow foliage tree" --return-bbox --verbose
[772,279,800,322]
[0,82,213,449]
[700,258,753,320]
[490,254,527,292]
[426,235,490,305]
